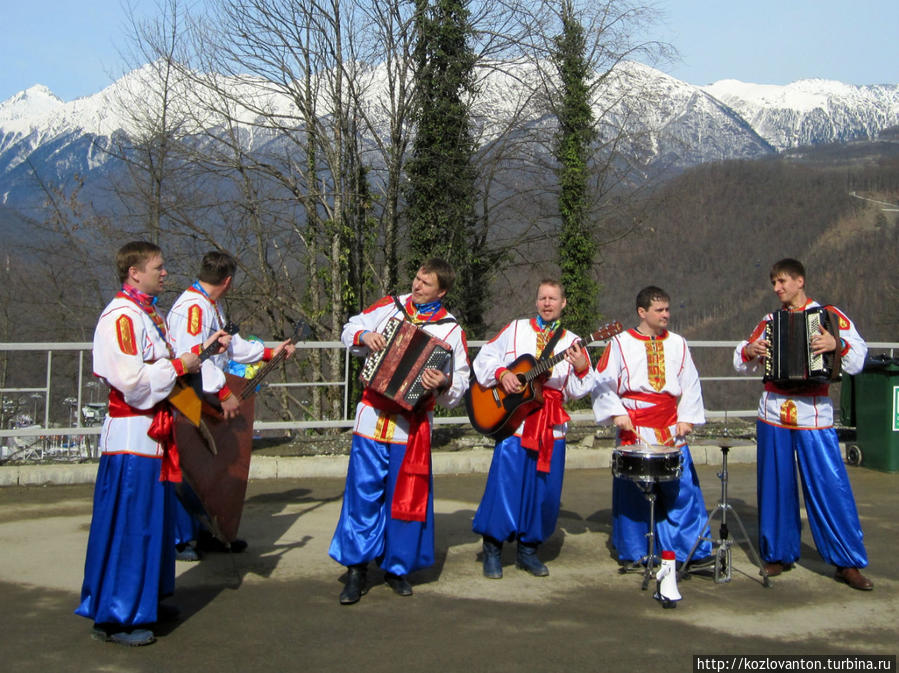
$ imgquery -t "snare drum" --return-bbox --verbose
[612,444,683,484]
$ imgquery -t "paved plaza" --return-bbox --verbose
[0,445,896,673]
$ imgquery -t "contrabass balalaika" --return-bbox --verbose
[763,307,842,385]
[359,317,453,410]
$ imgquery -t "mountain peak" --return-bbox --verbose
[0,85,64,121]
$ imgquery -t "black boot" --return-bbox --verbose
[339,564,368,605]
[516,541,549,577]
[482,536,503,579]
[385,572,413,596]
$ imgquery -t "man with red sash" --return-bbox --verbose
[167,250,295,559]
[734,258,871,590]
[329,259,469,605]
[591,286,711,567]
[75,241,225,646]
[472,279,593,578]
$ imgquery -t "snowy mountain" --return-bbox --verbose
[1,60,897,210]
[703,78,899,151]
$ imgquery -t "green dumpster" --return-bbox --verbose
[847,355,899,472]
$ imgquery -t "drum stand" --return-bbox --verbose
[679,444,770,587]
[619,480,662,590]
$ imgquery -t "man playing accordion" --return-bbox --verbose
[734,258,872,591]
[329,259,470,605]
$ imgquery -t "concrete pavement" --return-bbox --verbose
[0,444,896,673]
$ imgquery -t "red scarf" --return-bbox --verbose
[107,388,182,482]
[617,391,677,447]
[361,389,433,522]
[520,387,569,473]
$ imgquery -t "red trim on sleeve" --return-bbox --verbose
[263,347,274,361]
[495,367,508,383]
[171,358,186,377]
[217,386,233,401]
[191,343,202,355]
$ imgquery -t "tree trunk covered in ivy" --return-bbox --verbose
[404,0,486,336]
[552,0,599,339]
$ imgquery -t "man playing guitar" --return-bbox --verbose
[471,279,594,579]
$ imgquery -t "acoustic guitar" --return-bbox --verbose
[464,321,623,440]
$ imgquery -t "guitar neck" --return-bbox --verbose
[523,322,623,382]
[525,338,585,382]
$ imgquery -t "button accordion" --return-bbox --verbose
[359,318,453,410]
[763,307,842,385]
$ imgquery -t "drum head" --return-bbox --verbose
[611,444,682,483]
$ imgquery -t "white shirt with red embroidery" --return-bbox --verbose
[591,328,705,444]
[167,287,266,395]
[92,295,179,457]
[733,300,867,429]
[342,293,470,443]
[473,318,595,438]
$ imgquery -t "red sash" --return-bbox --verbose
[361,388,433,522]
[617,391,677,446]
[107,388,182,483]
[521,387,569,473]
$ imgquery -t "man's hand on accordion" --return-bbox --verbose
[420,368,448,391]
[746,338,770,360]
[810,323,837,355]
[361,330,387,352]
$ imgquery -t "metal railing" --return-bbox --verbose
[1,339,896,460]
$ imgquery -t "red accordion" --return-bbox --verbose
[359,318,453,410]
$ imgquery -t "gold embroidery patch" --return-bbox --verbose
[115,315,137,355]
[779,400,798,426]
[374,413,396,441]
[187,305,202,336]
[644,340,666,392]
[654,427,674,446]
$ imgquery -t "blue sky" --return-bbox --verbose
[3,0,898,102]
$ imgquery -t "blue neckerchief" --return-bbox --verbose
[536,315,560,332]
[413,300,442,322]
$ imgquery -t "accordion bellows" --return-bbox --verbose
[763,307,841,385]
[360,318,453,410]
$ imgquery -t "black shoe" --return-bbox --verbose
[91,624,155,647]
[482,536,503,579]
[516,542,549,577]
[339,565,368,605]
[197,530,247,553]
[385,572,413,597]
